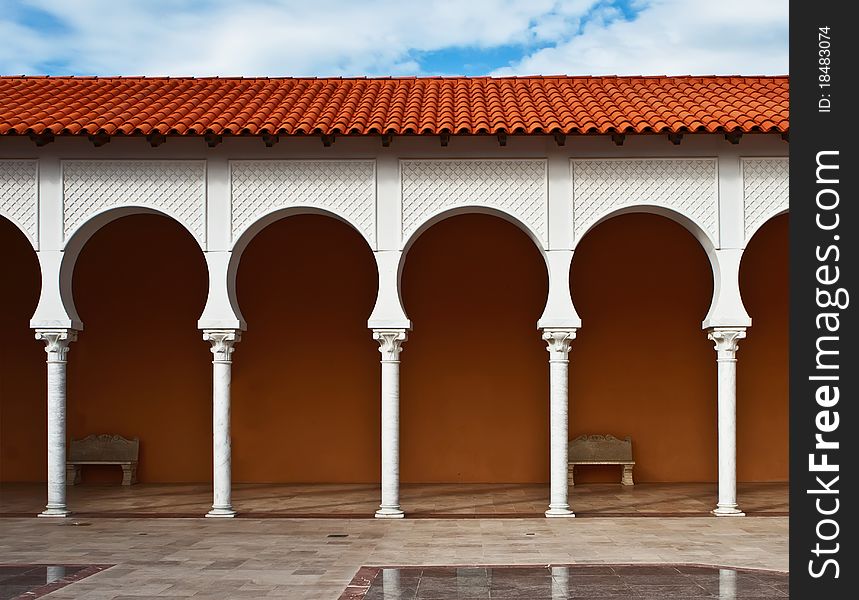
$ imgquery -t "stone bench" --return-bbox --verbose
[568,434,635,486]
[66,434,139,486]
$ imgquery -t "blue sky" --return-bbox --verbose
[1,0,788,77]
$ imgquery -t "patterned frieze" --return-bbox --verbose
[401,159,548,247]
[230,160,376,245]
[572,158,719,243]
[742,158,789,240]
[0,159,38,247]
[63,160,206,244]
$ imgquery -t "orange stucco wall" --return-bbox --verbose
[0,218,44,481]
[67,215,211,483]
[0,212,787,484]
[400,214,550,482]
[737,214,789,481]
[231,215,380,483]
[569,214,717,482]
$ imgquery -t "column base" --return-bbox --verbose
[206,507,237,518]
[712,505,745,517]
[38,507,70,518]
[375,507,405,519]
[545,507,575,518]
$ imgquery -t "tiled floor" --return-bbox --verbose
[0,484,788,599]
[0,482,788,517]
[0,564,110,599]
[341,565,789,599]
[0,516,787,599]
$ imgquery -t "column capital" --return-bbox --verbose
[707,327,746,360]
[203,329,241,363]
[373,329,407,362]
[542,328,577,360]
[35,328,78,362]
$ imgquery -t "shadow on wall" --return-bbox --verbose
[570,213,716,483]
[68,214,210,484]
[738,214,788,482]
[233,215,380,483]
[401,213,550,483]
[0,218,44,482]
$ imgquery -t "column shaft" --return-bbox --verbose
[374,329,406,518]
[36,329,76,518]
[204,330,240,518]
[709,327,746,516]
[543,329,576,518]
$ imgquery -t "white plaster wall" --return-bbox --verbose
[0,133,788,330]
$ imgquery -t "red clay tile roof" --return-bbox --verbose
[0,75,788,138]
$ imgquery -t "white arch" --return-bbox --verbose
[401,205,547,257]
[36,206,206,331]
[744,207,789,246]
[388,206,571,329]
[230,205,373,255]
[207,206,377,332]
[0,209,37,250]
[571,204,751,329]
[574,203,717,255]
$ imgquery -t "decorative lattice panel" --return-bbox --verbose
[572,158,718,243]
[0,160,38,247]
[401,159,547,246]
[63,160,206,243]
[231,160,376,245]
[743,158,789,239]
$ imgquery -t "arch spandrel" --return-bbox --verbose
[400,159,548,250]
[0,159,39,249]
[229,160,377,248]
[742,157,789,244]
[61,160,206,248]
[571,158,719,249]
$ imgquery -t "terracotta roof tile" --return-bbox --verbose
[0,75,788,138]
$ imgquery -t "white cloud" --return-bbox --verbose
[1,0,787,77]
[494,0,789,76]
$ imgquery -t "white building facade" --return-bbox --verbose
[0,76,789,519]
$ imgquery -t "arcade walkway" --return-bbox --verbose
[0,482,788,518]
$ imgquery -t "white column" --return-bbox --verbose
[204,329,240,518]
[373,329,407,518]
[382,569,401,600]
[719,568,738,600]
[543,328,576,517]
[551,566,570,600]
[35,328,77,518]
[708,327,746,516]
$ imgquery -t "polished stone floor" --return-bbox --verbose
[342,565,789,599]
[0,564,109,599]
[0,516,787,599]
[0,482,788,517]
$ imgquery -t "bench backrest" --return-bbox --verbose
[69,434,139,462]
[568,434,632,461]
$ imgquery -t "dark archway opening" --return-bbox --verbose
[233,214,379,483]
[69,214,209,484]
[570,213,716,483]
[0,218,43,482]
[401,213,549,483]
[738,214,789,482]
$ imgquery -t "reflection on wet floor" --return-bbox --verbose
[348,564,789,599]
[0,565,108,599]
